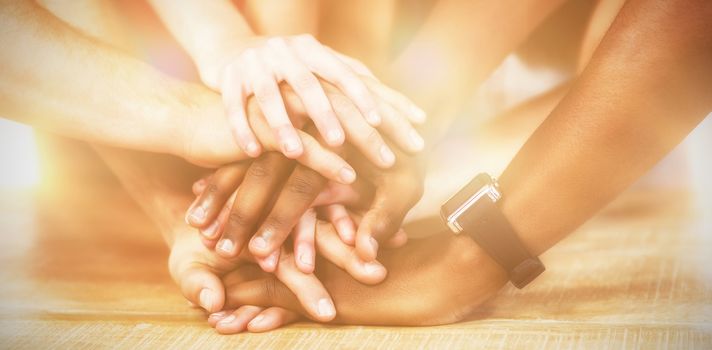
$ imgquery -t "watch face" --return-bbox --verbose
[441,173,493,229]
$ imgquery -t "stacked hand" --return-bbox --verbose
[180,43,428,332]
[197,34,426,160]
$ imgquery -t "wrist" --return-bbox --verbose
[193,36,257,89]
[172,86,244,166]
[497,173,559,257]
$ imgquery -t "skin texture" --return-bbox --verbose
[15,0,712,333]
[223,221,508,326]
[219,0,712,329]
[149,0,425,161]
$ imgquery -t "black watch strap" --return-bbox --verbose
[457,197,545,288]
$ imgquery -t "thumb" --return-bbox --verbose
[169,254,225,313]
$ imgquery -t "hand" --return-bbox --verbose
[219,220,509,329]
[314,142,426,262]
[169,201,388,330]
[197,34,426,161]
[186,149,415,273]
[186,152,331,273]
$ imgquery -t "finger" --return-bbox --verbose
[200,190,237,242]
[323,204,355,245]
[217,153,293,258]
[168,259,225,314]
[222,66,263,157]
[355,183,420,261]
[267,37,344,147]
[245,50,303,158]
[293,208,317,273]
[296,132,356,185]
[377,101,425,153]
[186,163,247,228]
[291,34,381,126]
[365,79,426,124]
[207,309,234,327]
[245,109,356,185]
[225,277,303,318]
[384,228,408,248]
[273,248,336,322]
[247,306,301,333]
[214,305,263,334]
[312,179,372,207]
[249,165,327,258]
[314,220,387,285]
[255,249,280,273]
[326,92,396,168]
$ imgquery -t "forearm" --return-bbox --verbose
[0,1,209,158]
[93,146,200,246]
[498,0,712,256]
[388,0,566,139]
[148,0,254,86]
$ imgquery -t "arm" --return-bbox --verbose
[0,1,355,177]
[0,0,211,159]
[499,0,712,256]
[387,0,567,140]
[147,0,255,88]
[149,0,425,162]
[219,0,712,329]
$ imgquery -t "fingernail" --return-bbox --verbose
[188,206,206,224]
[366,111,381,125]
[246,141,260,157]
[364,261,383,274]
[409,129,425,151]
[265,251,278,269]
[369,237,379,256]
[283,138,301,154]
[252,236,267,250]
[380,145,395,166]
[217,239,234,254]
[199,288,215,311]
[411,105,427,123]
[339,167,356,184]
[201,220,220,238]
[327,129,344,145]
[299,251,314,267]
[209,311,227,320]
[248,314,265,328]
[218,314,237,325]
[317,298,335,318]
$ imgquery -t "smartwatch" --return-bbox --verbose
[440,173,544,288]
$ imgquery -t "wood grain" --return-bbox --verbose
[0,183,711,349]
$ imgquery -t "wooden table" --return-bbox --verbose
[0,180,711,349]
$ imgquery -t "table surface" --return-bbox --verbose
[0,182,711,349]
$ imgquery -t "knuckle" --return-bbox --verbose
[205,182,220,195]
[295,33,316,44]
[263,278,279,301]
[404,176,425,203]
[254,84,277,103]
[329,94,353,113]
[227,209,253,229]
[292,73,318,92]
[265,213,289,231]
[246,161,271,180]
[287,175,318,198]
